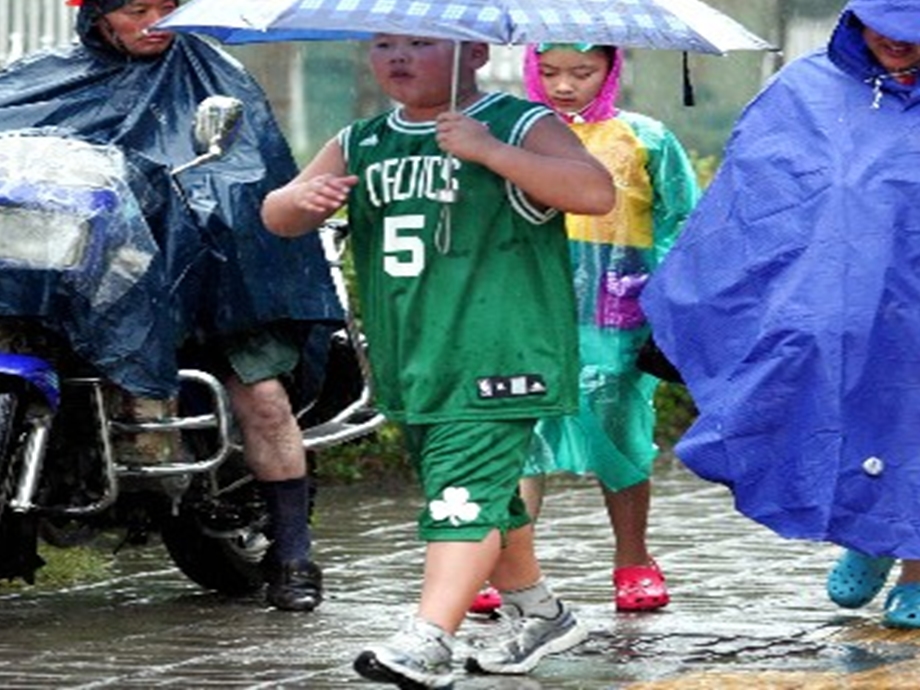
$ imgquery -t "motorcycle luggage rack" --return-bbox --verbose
[12,369,238,516]
[105,368,234,479]
[13,220,386,514]
[301,383,385,450]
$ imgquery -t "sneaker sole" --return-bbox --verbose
[464,619,589,675]
[354,651,454,689]
[265,593,321,612]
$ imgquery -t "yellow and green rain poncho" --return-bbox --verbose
[523,44,700,490]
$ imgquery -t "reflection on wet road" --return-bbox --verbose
[0,456,917,688]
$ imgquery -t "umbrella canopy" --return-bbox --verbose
[156,0,774,55]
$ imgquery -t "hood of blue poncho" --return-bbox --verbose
[845,0,920,43]
[829,0,920,99]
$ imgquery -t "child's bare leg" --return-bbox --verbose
[470,477,545,617]
[489,523,543,592]
[607,479,668,611]
[519,475,547,522]
[419,530,502,634]
[604,480,652,568]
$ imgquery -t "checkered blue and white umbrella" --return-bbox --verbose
[156,0,774,55]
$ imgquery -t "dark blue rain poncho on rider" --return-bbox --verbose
[0,0,342,398]
[641,0,920,559]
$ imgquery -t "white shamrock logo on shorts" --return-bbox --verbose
[429,487,481,526]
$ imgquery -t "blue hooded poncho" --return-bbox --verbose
[641,0,920,558]
[0,0,342,397]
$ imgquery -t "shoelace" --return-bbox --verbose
[466,606,525,651]
[389,618,454,657]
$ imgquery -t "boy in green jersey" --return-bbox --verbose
[263,35,614,689]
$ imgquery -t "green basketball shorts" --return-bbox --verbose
[402,419,535,542]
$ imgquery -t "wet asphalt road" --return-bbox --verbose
[1,455,918,689]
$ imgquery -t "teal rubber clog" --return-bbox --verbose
[884,583,920,629]
[826,550,895,609]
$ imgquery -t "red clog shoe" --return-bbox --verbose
[468,586,502,616]
[614,560,670,612]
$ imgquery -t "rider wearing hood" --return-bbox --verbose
[74,0,162,57]
[0,0,341,612]
[0,0,341,377]
[641,0,920,628]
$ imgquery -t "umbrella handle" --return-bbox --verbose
[435,201,452,254]
[432,41,461,254]
[440,40,461,200]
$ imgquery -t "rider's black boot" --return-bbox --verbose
[264,559,323,612]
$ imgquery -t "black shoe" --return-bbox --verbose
[264,560,323,612]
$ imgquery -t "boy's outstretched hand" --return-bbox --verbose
[288,173,360,215]
[263,170,358,237]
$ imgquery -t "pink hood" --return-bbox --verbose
[523,44,623,123]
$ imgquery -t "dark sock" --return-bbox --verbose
[260,476,313,565]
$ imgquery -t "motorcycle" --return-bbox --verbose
[0,97,383,594]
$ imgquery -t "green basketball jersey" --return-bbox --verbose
[340,92,579,423]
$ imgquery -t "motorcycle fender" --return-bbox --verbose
[0,353,60,411]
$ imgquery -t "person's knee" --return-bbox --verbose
[230,377,294,431]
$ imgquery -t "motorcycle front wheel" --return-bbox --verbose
[161,510,269,596]
[159,451,270,596]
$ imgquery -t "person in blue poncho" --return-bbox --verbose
[0,0,344,612]
[640,0,920,628]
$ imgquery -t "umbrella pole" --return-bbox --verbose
[435,41,460,254]
[450,39,460,111]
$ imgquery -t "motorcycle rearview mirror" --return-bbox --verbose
[192,95,243,156]
[172,95,243,176]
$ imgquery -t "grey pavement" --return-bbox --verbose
[0,455,918,688]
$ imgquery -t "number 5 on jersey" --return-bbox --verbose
[383,215,426,277]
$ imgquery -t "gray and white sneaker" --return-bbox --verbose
[353,617,455,689]
[465,601,587,675]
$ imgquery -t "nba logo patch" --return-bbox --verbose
[476,374,547,399]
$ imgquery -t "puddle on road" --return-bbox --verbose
[0,471,917,688]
